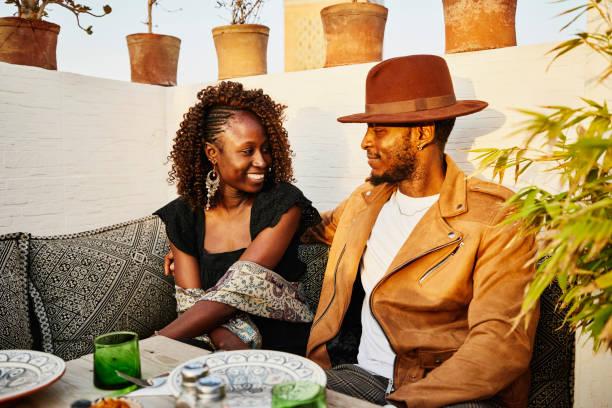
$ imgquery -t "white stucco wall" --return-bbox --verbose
[0,41,610,406]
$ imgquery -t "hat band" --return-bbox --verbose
[365,94,456,114]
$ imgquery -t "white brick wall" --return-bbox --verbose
[1,42,610,407]
[0,63,168,235]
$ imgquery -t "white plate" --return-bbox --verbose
[0,350,66,403]
[169,349,326,408]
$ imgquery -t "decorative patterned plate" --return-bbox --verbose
[169,349,326,408]
[0,350,66,403]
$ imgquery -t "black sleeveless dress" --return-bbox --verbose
[154,182,321,355]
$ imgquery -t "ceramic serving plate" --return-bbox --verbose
[169,349,326,408]
[0,350,66,403]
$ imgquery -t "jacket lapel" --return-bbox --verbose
[385,203,460,276]
[386,156,468,275]
[331,184,395,317]
[344,183,396,262]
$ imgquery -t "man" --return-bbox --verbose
[304,55,539,408]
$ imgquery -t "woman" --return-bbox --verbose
[155,81,320,355]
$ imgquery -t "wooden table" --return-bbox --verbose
[13,336,377,408]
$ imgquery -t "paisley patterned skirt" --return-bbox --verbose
[175,260,314,349]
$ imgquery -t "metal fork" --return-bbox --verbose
[115,370,169,388]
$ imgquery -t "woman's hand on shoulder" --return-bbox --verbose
[164,249,175,276]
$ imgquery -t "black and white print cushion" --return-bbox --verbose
[296,244,328,314]
[0,232,33,350]
[528,282,575,408]
[27,216,177,360]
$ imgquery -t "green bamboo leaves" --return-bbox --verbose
[473,0,612,351]
[551,0,612,81]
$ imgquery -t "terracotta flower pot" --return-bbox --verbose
[0,17,60,70]
[126,33,181,86]
[212,24,269,80]
[321,2,388,68]
[442,0,517,53]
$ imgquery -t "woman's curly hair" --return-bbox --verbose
[167,81,294,210]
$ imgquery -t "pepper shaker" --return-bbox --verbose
[195,376,227,408]
[175,363,210,408]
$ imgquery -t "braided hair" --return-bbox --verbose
[167,81,294,210]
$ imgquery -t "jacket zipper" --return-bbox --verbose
[385,236,462,279]
[418,241,464,284]
[368,236,462,390]
[369,295,398,394]
[312,244,346,327]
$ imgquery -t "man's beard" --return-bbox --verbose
[367,147,418,186]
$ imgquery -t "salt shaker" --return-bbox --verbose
[195,376,226,408]
[175,363,210,408]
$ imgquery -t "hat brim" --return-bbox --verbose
[337,100,488,124]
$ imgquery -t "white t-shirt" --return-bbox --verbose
[357,190,439,379]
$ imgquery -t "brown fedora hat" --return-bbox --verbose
[338,55,487,123]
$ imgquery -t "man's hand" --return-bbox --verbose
[164,249,175,276]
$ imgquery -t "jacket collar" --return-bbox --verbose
[360,155,468,218]
[438,155,468,217]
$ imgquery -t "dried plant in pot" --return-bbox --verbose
[0,0,111,70]
[320,0,388,67]
[126,0,181,86]
[213,0,268,80]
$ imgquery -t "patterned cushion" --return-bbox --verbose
[0,232,33,350]
[297,243,329,313]
[27,216,177,360]
[528,283,574,408]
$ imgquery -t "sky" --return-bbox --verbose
[0,0,586,85]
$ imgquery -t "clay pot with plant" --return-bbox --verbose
[320,0,388,68]
[213,0,268,80]
[126,0,181,86]
[0,0,111,70]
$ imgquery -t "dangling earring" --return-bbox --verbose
[417,143,425,151]
[205,165,220,211]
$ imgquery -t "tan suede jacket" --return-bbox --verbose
[305,156,539,408]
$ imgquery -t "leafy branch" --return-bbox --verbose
[549,0,612,81]
[473,0,612,351]
[4,0,111,34]
[215,0,265,25]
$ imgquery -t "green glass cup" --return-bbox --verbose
[271,381,327,408]
[93,331,141,390]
